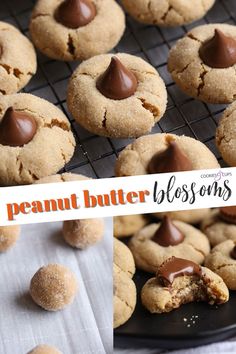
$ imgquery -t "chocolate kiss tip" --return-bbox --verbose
[55,0,96,29]
[0,107,37,147]
[219,206,236,224]
[148,140,193,174]
[96,56,138,100]
[199,28,236,68]
[152,216,184,247]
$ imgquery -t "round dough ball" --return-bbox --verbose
[30,264,78,311]
[62,218,104,248]
[0,225,20,252]
[28,344,62,354]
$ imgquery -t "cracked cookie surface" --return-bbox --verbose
[0,94,75,185]
[201,209,236,246]
[141,264,228,314]
[29,0,125,61]
[0,21,36,95]
[67,53,167,138]
[113,239,136,328]
[114,214,149,238]
[121,0,215,27]
[168,24,236,104]
[129,221,210,273]
[216,101,236,166]
[114,238,135,278]
[115,133,219,221]
[205,240,236,290]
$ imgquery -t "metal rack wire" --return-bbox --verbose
[1,0,235,178]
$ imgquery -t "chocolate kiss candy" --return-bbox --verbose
[219,206,236,225]
[199,29,236,68]
[96,57,138,100]
[231,245,236,260]
[55,0,96,29]
[158,256,202,286]
[148,141,193,174]
[152,216,184,247]
[0,107,37,147]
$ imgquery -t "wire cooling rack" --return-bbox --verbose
[1,0,235,178]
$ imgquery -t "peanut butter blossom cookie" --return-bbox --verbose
[141,257,229,314]
[129,217,210,273]
[115,133,219,221]
[205,239,236,290]
[30,0,125,61]
[201,207,236,247]
[0,94,75,185]
[67,53,167,138]
[168,24,236,104]
[0,21,36,95]
[114,239,136,328]
[216,101,236,166]
[121,0,215,27]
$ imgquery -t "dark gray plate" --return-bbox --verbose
[115,271,236,349]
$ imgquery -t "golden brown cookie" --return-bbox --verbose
[155,209,211,225]
[113,239,136,328]
[0,21,37,94]
[141,257,229,314]
[0,94,75,186]
[201,208,236,247]
[168,24,236,104]
[114,238,135,278]
[114,215,149,238]
[67,53,167,138]
[129,217,210,273]
[30,0,125,61]
[205,240,236,290]
[216,101,236,166]
[121,0,215,27]
[115,133,219,177]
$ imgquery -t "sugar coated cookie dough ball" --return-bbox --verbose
[30,264,78,311]
[0,225,20,252]
[121,0,215,27]
[0,21,37,94]
[62,218,104,248]
[28,344,62,354]
[30,0,125,61]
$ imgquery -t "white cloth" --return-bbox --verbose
[0,219,112,354]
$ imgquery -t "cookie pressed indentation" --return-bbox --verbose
[138,98,159,119]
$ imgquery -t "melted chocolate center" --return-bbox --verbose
[55,0,96,29]
[231,245,236,260]
[152,216,184,247]
[96,57,138,100]
[148,141,193,174]
[158,257,202,286]
[199,29,236,68]
[219,206,236,225]
[0,107,37,147]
